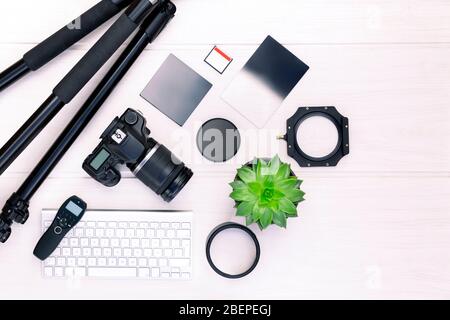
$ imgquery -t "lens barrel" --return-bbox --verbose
[132,143,193,202]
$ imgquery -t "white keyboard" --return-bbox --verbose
[41,210,193,280]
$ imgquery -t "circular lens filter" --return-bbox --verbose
[197,118,241,162]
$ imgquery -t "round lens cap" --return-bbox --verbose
[197,118,241,162]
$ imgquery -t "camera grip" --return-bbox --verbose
[22,0,133,71]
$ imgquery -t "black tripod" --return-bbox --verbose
[0,0,176,243]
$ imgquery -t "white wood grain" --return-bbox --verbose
[1,0,450,45]
[0,0,449,300]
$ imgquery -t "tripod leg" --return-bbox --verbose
[0,0,135,93]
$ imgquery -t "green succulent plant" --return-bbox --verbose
[229,155,305,230]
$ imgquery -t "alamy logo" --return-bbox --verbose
[67,17,82,30]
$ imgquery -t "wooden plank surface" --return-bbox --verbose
[0,0,449,299]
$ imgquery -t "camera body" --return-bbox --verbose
[83,108,192,202]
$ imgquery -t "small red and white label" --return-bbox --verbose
[205,46,233,74]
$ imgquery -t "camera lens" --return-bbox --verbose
[132,143,193,202]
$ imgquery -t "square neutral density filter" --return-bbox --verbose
[205,46,233,74]
[141,54,212,126]
[222,36,309,128]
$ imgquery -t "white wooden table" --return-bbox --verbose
[0,0,449,300]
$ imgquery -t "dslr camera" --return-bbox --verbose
[83,108,193,202]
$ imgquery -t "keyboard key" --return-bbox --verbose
[154,249,162,257]
[108,222,118,228]
[133,249,143,257]
[130,222,138,228]
[174,249,183,257]
[44,267,53,277]
[139,222,148,228]
[121,239,130,247]
[150,223,159,229]
[88,268,137,278]
[172,239,181,248]
[45,258,56,266]
[62,248,71,256]
[131,239,140,248]
[139,268,150,278]
[118,222,127,228]
[156,230,165,238]
[138,258,147,267]
[91,238,99,247]
[75,228,84,237]
[54,267,64,277]
[65,267,74,277]
[161,222,170,229]
[118,258,127,267]
[111,238,120,247]
[74,268,86,277]
[181,223,191,229]
[142,239,150,248]
[177,230,190,238]
[98,258,107,266]
[151,268,160,278]
[159,258,168,267]
[100,239,110,247]
[85,229,94,237]
[113,248,122,257]
[53,248,61,256]
[93,248,102,256]
[80,238,89,247]
[182,240,191,248]
[161,272,170,278]
[108,258,117,267]
[57,258,66,266]
[128,258,137,267]
[146,229,155,238]
[151,239,160,248]
[70,238,79,247]
[72,248,81,256]
[169,259,190,267]
[103,248,112,257]
[88,258,97,266]
[161,239,170,248]
[126,229,135,237]
[82,248,92,256]
[171,223,180,229]
[67,258,76,266]
[98,222,106,228]
[182,273,190,279]
[60,238,69,246]
[96,229,105,237]
[172,272,180,279]
[124,248,132,256]
[87,221,95,227]
[105,229,115,237]
[148,258,157,267]
[144,249,152,257]
[164,249,173,257]
[78,258,87,266]
[136,229,145,238]
[116,229,125,238]
[167,229,175,238]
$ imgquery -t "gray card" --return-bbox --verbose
[141,54,212,126]
[222,36,309,128]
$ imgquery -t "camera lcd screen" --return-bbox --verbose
[90,149,110,171]
[65,201,83,217]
